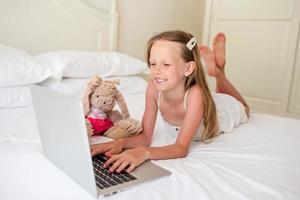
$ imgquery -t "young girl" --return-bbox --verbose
[91,30,249,173]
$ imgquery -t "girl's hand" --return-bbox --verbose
[91,139,124,157]
[103,147,150,173]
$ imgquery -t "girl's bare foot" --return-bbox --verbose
[198,45,220,77]
[212,32,226,73]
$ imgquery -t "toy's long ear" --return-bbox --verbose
[115,90,130,119]
[82,76,102,116]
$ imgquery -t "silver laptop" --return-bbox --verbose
[30,85,171,198]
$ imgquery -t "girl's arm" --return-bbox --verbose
[105,85,204,172]
[140,85,204,160]
[120,80,158,148]
[91,80,159,156]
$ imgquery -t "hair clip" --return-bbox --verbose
[186,37,197,51]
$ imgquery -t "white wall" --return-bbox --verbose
[117,0,206,61]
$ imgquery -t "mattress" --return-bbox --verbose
[0,87,300,200]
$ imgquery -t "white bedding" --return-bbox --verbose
[0,85,300,200]
[1,1,299,198]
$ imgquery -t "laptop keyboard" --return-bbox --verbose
[92,154,137,189]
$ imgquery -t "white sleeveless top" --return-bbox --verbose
[157,91,204,141]
[156,91,249,143]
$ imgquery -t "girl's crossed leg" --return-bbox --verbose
[199,32,249,116]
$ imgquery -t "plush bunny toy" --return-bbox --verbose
[82,75,142,139]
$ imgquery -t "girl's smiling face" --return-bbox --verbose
[149,40,187,92]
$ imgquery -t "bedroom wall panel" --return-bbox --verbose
[202,0,300,118]
[117,0,205,60]
[0,0,117,54]
[288,17,300,116]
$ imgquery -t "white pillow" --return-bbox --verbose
[35,51,148,79]
[39,75,148,97]
[0,44,53,87]
[0,75,147,109]
[114,76,147,95]
[0,86,32,108]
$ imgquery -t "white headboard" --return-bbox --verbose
[0,0,118,54]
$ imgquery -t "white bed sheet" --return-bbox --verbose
[0,92,300,200]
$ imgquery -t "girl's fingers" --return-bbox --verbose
[104,151,112,157]
[90,144,99,152]
[109,158,124,172]
[103,155,118,168]
[91,147,108,156]
[91,142,114,156]
[91,145,104,156]
[116,161,130,173]
[126,163,136,173]
[105,147,119,156]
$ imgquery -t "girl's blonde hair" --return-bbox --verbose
[146,30,219,142]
